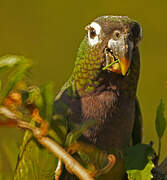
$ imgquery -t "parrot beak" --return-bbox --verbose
[106,36,133,76]
[119,56,130,76]
[119,41,133,76]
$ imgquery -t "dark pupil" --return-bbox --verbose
[115,32,120,38]
[90,28,96,39]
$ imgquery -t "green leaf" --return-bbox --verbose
[0,55,22,69]
[0,55,30,77]
[65,119,96,147]
[127,160,154,180]
[0,57,32,102]
[34,95,44,113]
[155,99,166,138]
[125,144,155,171]
[26,86,41,104]
[41,82,54,122]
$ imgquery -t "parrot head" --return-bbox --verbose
[85,16,142,75]
[73,16,142,95]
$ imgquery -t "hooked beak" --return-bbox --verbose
[107,36,133,76]
[119,56,130,76]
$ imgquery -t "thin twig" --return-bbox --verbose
[55,160,62,180]
[0,106,18,120]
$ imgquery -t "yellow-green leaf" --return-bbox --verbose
[155,99,166,138]
[127,160,154,180]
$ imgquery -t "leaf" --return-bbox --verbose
[0,55,30,78]
[0,57,32,102]
[65,120,96,147]
[0,55,22,69]
[26,86,41,104]
[155,99,166,138]
[40,82,54,122]
[34,95,44,114]
[127,160,154,180]
[125,144,155,171]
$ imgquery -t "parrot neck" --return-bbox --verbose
[71,38,104,96]
[71,38,140,98]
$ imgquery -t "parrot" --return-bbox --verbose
[14,16,142,180]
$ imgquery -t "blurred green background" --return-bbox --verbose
[0,0,167,178]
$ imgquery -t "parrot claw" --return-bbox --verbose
[94,154,116,177]
[66,142,80,154]
[66,143,117,177]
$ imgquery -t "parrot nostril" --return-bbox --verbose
[116,32,120,38]
[104,47,114,56]
[113,30,121,40]
[106,48,111,53]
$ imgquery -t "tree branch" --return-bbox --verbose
[0,106,94,180]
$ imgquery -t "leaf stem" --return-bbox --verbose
[158,137,161,163]
[102,60,119,70]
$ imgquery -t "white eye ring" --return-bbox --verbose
[87,22,101,46]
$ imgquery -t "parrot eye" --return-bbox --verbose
[89,28,97,39]
[86,22,102,46]
[113,30,121,40]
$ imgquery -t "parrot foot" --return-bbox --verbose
[55,159,62,180]
[66,143,117,177]
[66,142,80,154]
[93,154,116,177]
